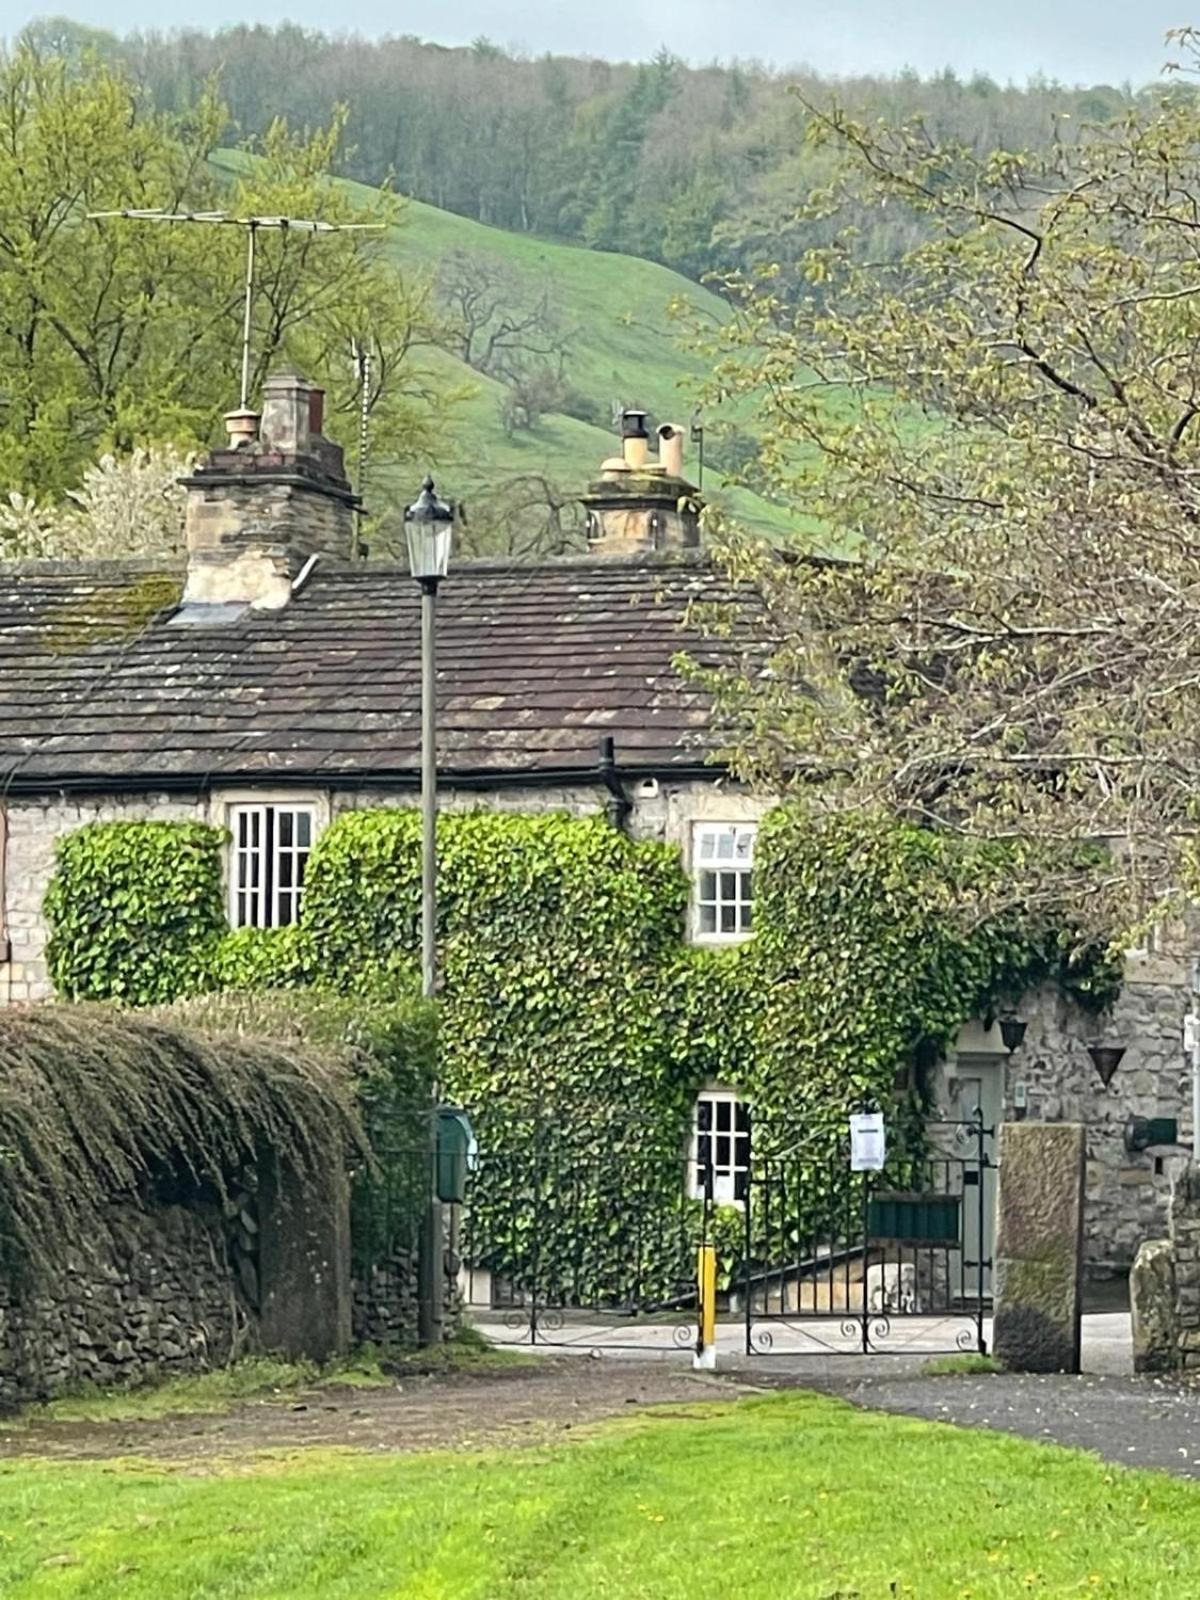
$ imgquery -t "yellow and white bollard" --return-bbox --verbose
[694,1243,718,1371]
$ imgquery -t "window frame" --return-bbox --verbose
[222,797,322,931]
[689,1087,751,1206]
[690,821,757,945]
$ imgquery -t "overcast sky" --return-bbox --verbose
[5,2,1190,87]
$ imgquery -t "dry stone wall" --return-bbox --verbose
[351,1240,461,1351]
[0,1199,240,1405]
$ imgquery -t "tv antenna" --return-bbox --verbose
[86,210,385,410]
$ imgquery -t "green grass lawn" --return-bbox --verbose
[1,1390,1196,1598]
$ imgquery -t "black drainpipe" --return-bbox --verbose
[598,736,632,832]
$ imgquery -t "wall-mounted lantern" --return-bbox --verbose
[1087,1043,1126,1088]
[999,1011,1027,1053]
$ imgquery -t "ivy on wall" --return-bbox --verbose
[44,822,226,1006]
[43,804,1119,1298]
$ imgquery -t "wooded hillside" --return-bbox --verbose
[24,19,1154,284]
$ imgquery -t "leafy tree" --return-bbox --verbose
[0,42,446,498]
[0,445,191,558]
[688,38,1200,933]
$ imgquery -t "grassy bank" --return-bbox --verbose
[0,1390,1193,1597]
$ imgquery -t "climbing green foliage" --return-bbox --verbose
[44,821,226,1006]
[43,805,1118,1299]
[302,809,690,1127]
[211,925,316,994]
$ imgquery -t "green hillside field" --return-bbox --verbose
[211,150,802,541]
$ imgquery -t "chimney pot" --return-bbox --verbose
[261,369,320,455]
[621,409,649,471]
[224,408,261,449]
[657,422,684,479]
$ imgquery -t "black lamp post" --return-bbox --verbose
[404,476,454,1003]
[404,475,454,1349]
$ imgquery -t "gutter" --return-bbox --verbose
[0,757,726,802]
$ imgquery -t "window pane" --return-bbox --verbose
[715,1134,731,1169]
[297,812,313,847]
[698,832,715,862]
[715,1100,731,1132]
[698,903,717,933]
[734,831,753,862]
[720,902,736,933]
[278,811,294,848]
[698,870,717,901]
[278,854,293,889]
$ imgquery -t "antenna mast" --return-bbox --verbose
[87,210,384,410]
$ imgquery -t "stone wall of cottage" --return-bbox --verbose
[0,777,767,1004]
[937,940,1193,1281]
[1,793,205,1005]
[6,780,1195,1280]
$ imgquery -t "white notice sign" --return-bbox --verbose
[849,1112,886,1172]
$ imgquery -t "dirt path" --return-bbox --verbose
[0,1359,753,1463]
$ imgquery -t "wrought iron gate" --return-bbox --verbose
[457,1137,709,1356]
[454,1113,992,1361]
[740,1116,992,1357]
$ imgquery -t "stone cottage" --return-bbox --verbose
[0,370,1192,1281]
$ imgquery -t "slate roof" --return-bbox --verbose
[0,554,760,793]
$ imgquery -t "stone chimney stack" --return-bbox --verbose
[582,410,702,557]
[180,370,358,611]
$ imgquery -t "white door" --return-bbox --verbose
[947,1057,1002,1301]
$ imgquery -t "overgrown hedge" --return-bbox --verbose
[42,805,1119,1299]
[157,987,438,1275]
[0,1005,365,1282]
